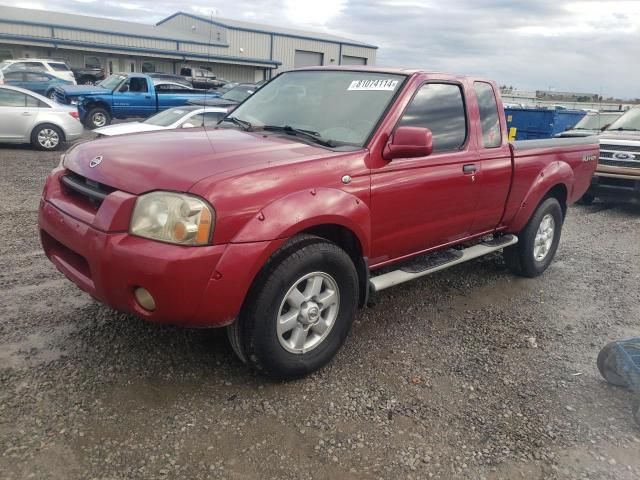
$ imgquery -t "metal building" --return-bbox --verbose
[0,6,377,83]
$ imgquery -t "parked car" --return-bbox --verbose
[580,108,640,205]
[38,68,598,379]
[93,105,228,136]
[54,73,221,129]
[0,85,82,150]
[555,111,623,138]
[72,66,106,86]
[193,83,258,108]
[0,58,76,84]
[1,69,73,99]
[180,67,226,89]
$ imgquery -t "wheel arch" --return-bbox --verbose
[508,162,572,232]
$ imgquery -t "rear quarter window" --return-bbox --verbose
[49,62,71,71]
[473,82,502,148]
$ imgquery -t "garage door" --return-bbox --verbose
[342,55,367,66]
[294,50,324,69]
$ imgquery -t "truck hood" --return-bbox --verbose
[57,84,110,97]
[63,128,331,195]
[599,130,640,142]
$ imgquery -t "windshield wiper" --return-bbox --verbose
[220,116,252,131]
[610,127,640,131]
[262,125,336,147]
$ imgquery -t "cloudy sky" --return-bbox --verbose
[4,0,640,98]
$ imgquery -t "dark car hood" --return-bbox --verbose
[63,128,331,195]
[57,84,110,97]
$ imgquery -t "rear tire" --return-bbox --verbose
[597,342,627,387]
[85,107,111,129]
[230,235,359,379]
[31,124,64,151]
[46,89,56,100]
[503,197,563,278]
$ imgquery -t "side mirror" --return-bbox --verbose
[383,126,433,160]
[182,122,195,128]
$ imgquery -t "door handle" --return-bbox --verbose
[145,95,151,99]
[463,164,477,174]
[22,112,32,116]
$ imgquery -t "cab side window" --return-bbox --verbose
[398,83,467,153]
[127,78,148,93]
[474,82,501,148]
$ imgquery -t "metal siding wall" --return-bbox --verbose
[159,16,228,45]
[272,36,340,73]
[341,45,376,65]
[55,29,176,50]
[0,22,50,37]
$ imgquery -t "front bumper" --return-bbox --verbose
[38,170,283,327]
[588,171,640,204]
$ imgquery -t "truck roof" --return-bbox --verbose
[291,66,491,83]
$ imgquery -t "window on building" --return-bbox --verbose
[294,50,324,69]
[85,56,101,69]
[0,49,13,61]
[141,62,156,73]
[473,82,501,148]
[398,83,467,153]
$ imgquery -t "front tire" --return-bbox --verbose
[230,235,359,379]
[31,124,64,151]
[85,107,111,129]
[597,342,627,387]
[504,197,563,278]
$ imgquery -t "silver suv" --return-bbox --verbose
[0,59,76,84]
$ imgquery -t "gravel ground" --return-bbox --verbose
[1,133,639,480]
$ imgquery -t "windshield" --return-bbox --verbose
[222,85,255,102]
[574,113,621,130]
[606,108,640,131]
[143,108,194,126]
[98,74,126,90]
[227,70,406,147]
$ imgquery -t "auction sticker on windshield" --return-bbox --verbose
[348,79,399,91]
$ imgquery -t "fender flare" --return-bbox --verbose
[509,161,573,232]
[231,187,372,257]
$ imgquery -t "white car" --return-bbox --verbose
[0,85,83,150]
[93,105,229,137]
[0,59,77,84]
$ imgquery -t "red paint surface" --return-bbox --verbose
[39,69,598,327]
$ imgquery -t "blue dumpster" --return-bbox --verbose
[504,108,586,140]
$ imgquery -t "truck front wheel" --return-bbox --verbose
[85,107,111,129]
[228,235,359,379]
[503,197,563,278]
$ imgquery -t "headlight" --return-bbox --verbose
[130,192,214,246]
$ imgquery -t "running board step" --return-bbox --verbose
[369,235,518,293]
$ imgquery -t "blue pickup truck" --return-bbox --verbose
[54,73,220,129]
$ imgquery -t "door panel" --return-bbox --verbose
[0,90,36,140]
[370,82,480,265]
[469,82,512,232]
[112,78,153,117]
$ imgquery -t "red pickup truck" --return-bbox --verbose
[39,67,598,378]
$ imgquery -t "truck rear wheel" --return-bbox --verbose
[503,197,563,278]
[85,107,111,129]
[228,235,359,379]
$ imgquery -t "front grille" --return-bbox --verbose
[600,144,640,153]
[599,143,640,169]
[60,170,116,206]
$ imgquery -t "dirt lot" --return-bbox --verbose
[1,135,639,480]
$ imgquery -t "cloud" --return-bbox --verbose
[1,0,638,98]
